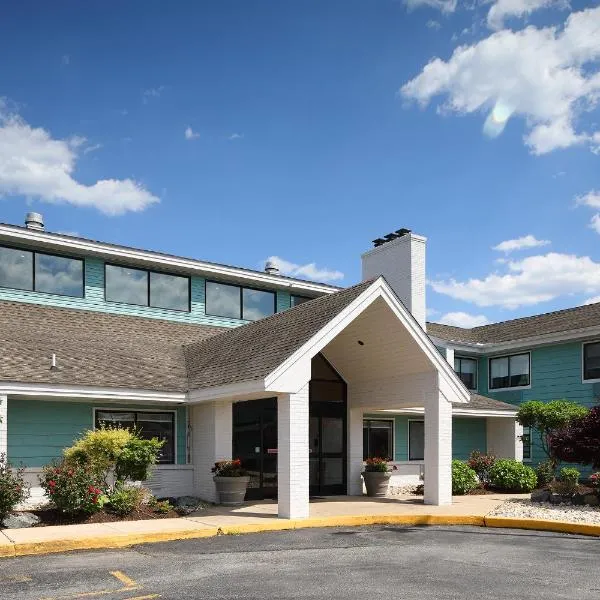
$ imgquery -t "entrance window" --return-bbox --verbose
[363,420,394,460]
[408,420,425,461]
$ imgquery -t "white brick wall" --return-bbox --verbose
[424,389,453,505]
[278,385,309,519]
[487,417,523,461]
[347,407,364,495]
[361,233,427,329]
[190,400,232,503]
[0,395,7,459]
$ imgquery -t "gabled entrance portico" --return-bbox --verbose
[186,278,470,519]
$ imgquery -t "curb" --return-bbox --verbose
[1,514,599,558]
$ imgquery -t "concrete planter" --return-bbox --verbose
[213,475,250,506]
[362,471,392,497]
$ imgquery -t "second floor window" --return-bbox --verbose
[489,353,530,390]
[454,357,477,390]
[0,245,83,297]
[583,342,600,381]
[205,281,275,321]
[105,264,190,311]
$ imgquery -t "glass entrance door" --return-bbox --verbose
[232,398,277,500]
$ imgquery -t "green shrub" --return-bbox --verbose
[466,451,496,487]
[560,467,580,486]
[0,453,29,519]
[40,461,108,515]
[115,436,164,482]
[107,483,144,516]
[452,460,478,495]
[489,459,537,493]
[149,497,172,514]
[535,460,555,488]
[549,467,581,496]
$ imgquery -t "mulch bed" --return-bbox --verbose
[30,504,181,526]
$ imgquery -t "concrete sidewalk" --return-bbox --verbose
[2,493,598,557]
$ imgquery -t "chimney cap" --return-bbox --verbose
[372,228,412,247]
[25,212,44,230]
[264,260,280,275]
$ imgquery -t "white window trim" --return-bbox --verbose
[488,352,531,392]
[363,417,395,461]
[407,419,425,463]
[92,407,179,465]
[581,340,600,383]
[454,355,478,391]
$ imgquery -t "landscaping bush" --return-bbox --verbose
[549,405,600,469]
[489,459,537,493]
[535,460,555,488]
[467,451,496,487]
[560,467,580,486]
[115,436,164,482]
[149,497,172,514]
[107,483,145,516]
[590,473,600,490]
[211,459,247,477]
[451,460,478,495]
[0,453,29,519]
[40,461,108,515]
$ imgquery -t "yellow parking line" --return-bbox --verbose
[40,589,141,600]
[0,575,32,583]
[110,571,138,588]
[122,595,160,600]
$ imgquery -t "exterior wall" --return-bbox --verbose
[7,398,187,467]
[0,256,294,328]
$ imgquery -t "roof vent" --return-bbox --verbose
[264,260,280,275]
[25,212,44,230]
[372,228,411,248]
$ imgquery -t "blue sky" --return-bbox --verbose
[0,0,599,327]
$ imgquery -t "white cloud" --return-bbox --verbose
[400,6,600,154]
[142,86,165,103]
[492,234,551,253]
[431,252,600,309]
[426,307,440,318]
[584,295,600,305]
[426,20,442,30]
[228,133,243,140]
[82,143,102,155]
[0,105,159,216]
[487,0,567,31]
[266,256,344,282]
[576,190,600,209]
[184,126,199,140]
[438,311,491,328]
[590,214,600,234]
[404,0,458,13]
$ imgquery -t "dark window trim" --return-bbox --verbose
[488,352,531,390]
[454,356,478,390]
[104,262,191,312]
[408,419,425,461]
[0,242,85,298]
[582,341,600,382]
[290,294,311,308]
[205,279,276,321]
[93,408,177,465]
[363,418,394,461]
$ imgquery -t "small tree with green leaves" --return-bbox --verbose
[517,400,589,470]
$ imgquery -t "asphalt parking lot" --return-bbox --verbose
[0,525,599,599]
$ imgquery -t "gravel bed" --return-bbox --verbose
[488,498,600,524]
[388,484,421,496]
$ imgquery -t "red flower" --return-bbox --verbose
[48,480,56,487]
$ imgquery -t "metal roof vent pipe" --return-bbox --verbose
[264,259,280,275]
[25,212,44,230]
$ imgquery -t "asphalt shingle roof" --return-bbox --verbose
[427,301,600,345]
[459,393,517,412]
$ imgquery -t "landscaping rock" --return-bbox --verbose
[1,512,41,529]
[531,490,551,503]
[572,493,585,506]
[549,494,564,505]
[175,495,203,508]
[583,494,599,506]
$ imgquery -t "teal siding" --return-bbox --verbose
[364,414,486,462]
[7,399,187,467]
[0,256,297,328]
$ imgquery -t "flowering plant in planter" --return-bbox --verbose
[211,459,247,477]
[590,473,600,490]
[362,457,397,473]
[211,459,250,506]
[362,458,397,497]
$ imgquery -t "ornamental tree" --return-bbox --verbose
[516,400,589,468]
[549,406,600,469]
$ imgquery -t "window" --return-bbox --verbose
[408,420,425,461]
[205,280,275,321]
[291,295,310,308]
[583,342,600,381]
[454,357,477,390]
[0,244,83,297]
[522,426,532,461]
[489,353,530,390]
[105,264,190,311]
[95,410,175,464]
[363,420,393,460]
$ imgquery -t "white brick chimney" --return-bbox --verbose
[361,230,427,329]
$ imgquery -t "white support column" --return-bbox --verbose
[487,417,523,461]
[278,384,309,519]
[347,407,364,496]
[190,400,232,503]
[442,346,454,367]
[424,390,453,505]
[0,395,7,459]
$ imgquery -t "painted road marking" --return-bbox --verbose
[0,575,33,583]
[39,570,142,600]
[110,571,138,588]
[122,595,160,600]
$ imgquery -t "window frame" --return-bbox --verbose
[582,341,600,383]
[205,279,276,321]
[104,262,191,312]
[0,243,85,298]
[521,425,532,462]
[92,407,178,465]
[362,418,395,461]
[290,294,311,308]
[407,419,425,462]
[488,352,531,391]
[454,356,478,390]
